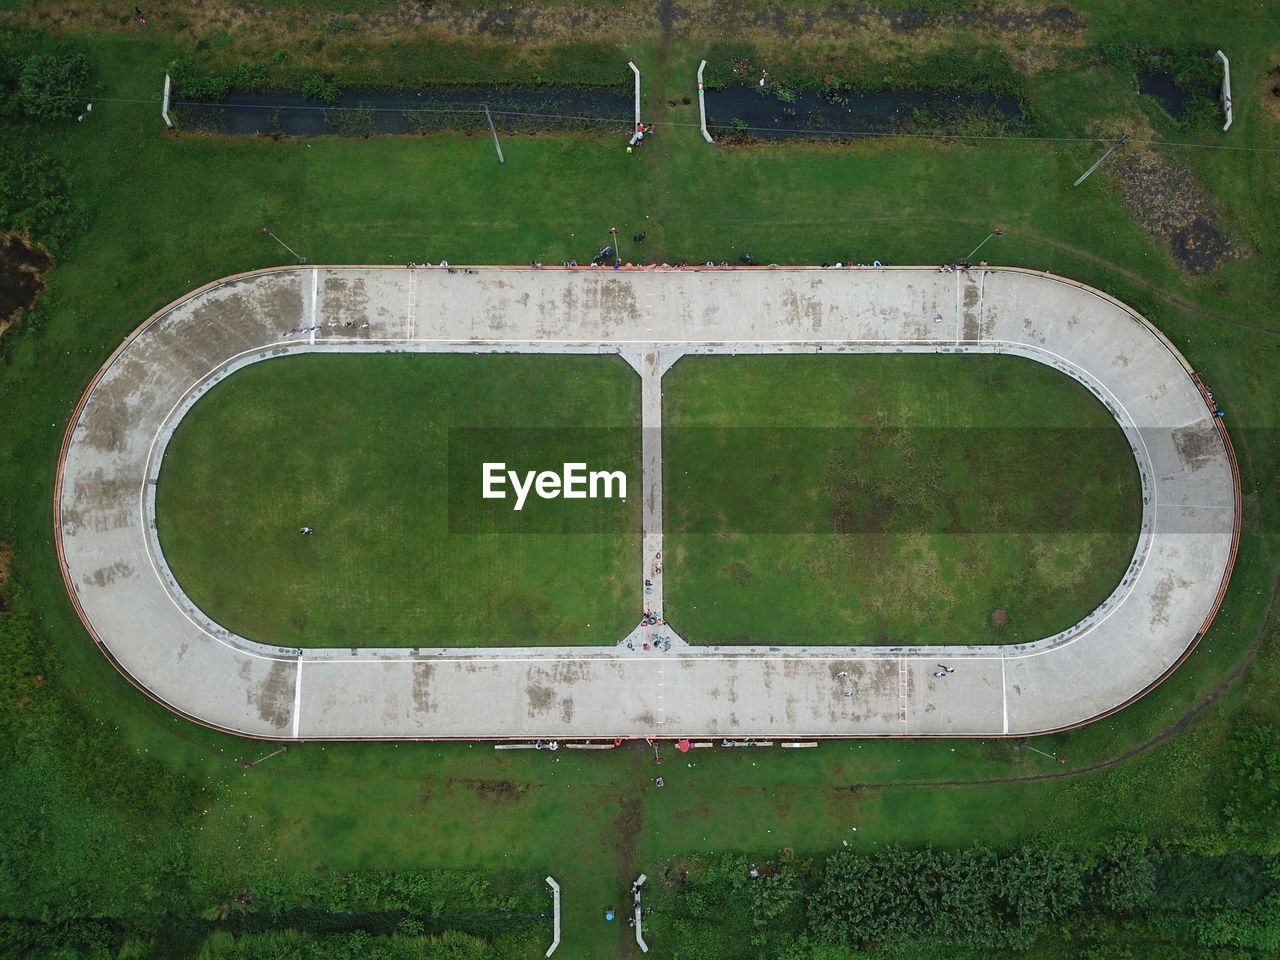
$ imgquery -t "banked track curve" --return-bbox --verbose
[55,266,1239,740]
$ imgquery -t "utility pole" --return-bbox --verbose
[484,106,505,165]
[258,228,307,263]
[241,745,289,768]
[1073,135,1129,187]
[964,228,1004,262]
[1021,741,1068,764]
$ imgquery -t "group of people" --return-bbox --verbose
[407,262,479,275]
[281,320,369,338]
[626,121,657,152]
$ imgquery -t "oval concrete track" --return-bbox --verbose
[55,266,1239,740]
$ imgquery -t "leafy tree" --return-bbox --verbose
[1087,834,1156,913]
[1191,891,1280,951]
[16,51,89,121]
[993,843,1085,947]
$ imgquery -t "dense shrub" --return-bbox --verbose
[16,52,90,121]
[0,148,85,249]
[1220,724,1280,852]
[170,60,232,100]
[807,843,1088,950]
[302,74,343,104]
[196,929,498,959]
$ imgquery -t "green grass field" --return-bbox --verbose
[2,4,1280,958]
[664,354,1141,646]
[156,352,640,648]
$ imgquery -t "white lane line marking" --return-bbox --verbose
[1001,657,1008,735]
[292,659,304,738]
[656,664,666,725]
[954,271,962,344]
[898,659,908,728]
[309,269,318,344]
[407,269,417,340]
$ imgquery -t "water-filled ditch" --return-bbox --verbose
[171,85,632,136]
[703,85,1022,139]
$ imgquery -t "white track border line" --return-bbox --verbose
[135,336,1163,672]
[291,660,304,738]
[407,268,417,340]
[1001,657,1009,735]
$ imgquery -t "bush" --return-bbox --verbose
[302,74,342,104]
[170,60,231,100]
[1191,891,1280,951]
[232,61,269,93]
[16,51,89,121]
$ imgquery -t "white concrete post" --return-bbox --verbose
[161,73,173,128]
[697,60,713,143]
[634,873,649,953]
[545,876,561,957]
[628,61,642,144]
[1215,50,1232,131]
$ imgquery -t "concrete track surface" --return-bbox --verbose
[55,266,1239,740]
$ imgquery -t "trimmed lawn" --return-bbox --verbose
[156,352,640,647]
[664,354,1141,646]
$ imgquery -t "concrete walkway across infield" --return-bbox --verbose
[55,265,1239,740]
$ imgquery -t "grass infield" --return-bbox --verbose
[155,352,641,648]
[665,354,1142,646]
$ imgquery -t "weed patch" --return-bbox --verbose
[1111,150,1242,273]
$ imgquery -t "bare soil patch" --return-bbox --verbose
[0,234,52,336]
[1260,65,1280,124]
[446,776,532,803]
[0,541,11,613]
[1111,150,1242,273]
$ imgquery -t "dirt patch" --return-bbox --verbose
[0,541,10,613]
[0,234,52,336]
[447,776,531,803]
[1259,65,1280,124]
[1111,150,1242,273]
[722,559,752,587]
[992,608,1009,626]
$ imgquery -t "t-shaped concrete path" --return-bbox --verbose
[55,265,1239,740]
